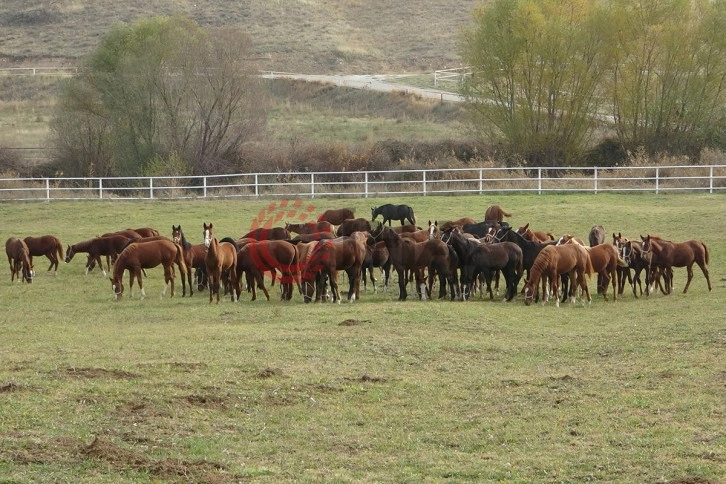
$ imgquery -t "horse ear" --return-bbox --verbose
[524,223,529,229]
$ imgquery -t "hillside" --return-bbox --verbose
[0,0,481,74]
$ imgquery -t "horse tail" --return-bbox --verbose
[56,237,65,260]
[503,209,512,218]
[702,241,709,265]
[409,207,416,225]
[585,251,595,278]
[317,213,324,223]
[175,243,188,278]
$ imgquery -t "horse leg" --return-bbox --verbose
[682,264,694,294]
[396,266,407,301]
[697,259,712,292]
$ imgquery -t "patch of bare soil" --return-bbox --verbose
[82,436,230,482]
[667,478,720,484]
[339,319,372,326]
[64,367,139,379]
[115,397,172,421]
[1,382,19,392]
[346,375,387,383]
[256,367,283,378]
[181,394,227,409]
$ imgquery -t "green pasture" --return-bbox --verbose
[1,193,724,482]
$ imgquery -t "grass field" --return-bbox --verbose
[1,193,725,482]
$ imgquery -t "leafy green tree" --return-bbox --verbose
[51,16,267,177]
[461,0,614,166]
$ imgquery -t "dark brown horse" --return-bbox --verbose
[23,235,64,273]
[171,225,198,296]
[203,223,238,303]
[362,239,391,293]
[336,218,372,237]
[373,225,452,301]
[235,240,300,301]
[442,227,523,301]
[484,204,512,222]
[285,221,335,234]
[6,237,34,283]
[240,227,291,241]
[110,238,186,300]
[317,208,355,225]
[522,243,593,306]
[65,234,133,276]
[328,234,367,302]
[641,234,711,294]
[613,233,648,298]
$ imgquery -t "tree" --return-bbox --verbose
[461,0,614,166]
[51,16,267,177]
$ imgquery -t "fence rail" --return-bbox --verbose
[1,166,724,201]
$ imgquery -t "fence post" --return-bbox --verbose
[655,167,660,194]
[710,166,714,194]
[254,174,259,198]
[364,172,369,198]
[149,177,154,199]
[594,167,598,194]
[479,169,483,194]
[45,178,50,200]
[538,168,542,195]
[99,178,103,199]
[311,173,315,198]
[422,170,427,196]
[203,176,207,198]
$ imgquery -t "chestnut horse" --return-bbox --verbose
[6,237,34,283]
[203,223,238,303]
[484,204,512,222]
[336,218,372,237]
[121,235,190,297]
[235,240,300,301]
[24,235,64,273]
[522,244,593,306]
[613,233,648,298]
[110,238,186,300]
[65,234,133,276]
[285,221,335,235]
[171,225,204,296]
[558,235,624,301]
[298,240,338,303]
[240,227,291,241]
[641,235,711,294]
[329,234,367,302]
[317,208,355,225]
[439,217,477,231]
[517,223,555,243]
[373,225,452,301]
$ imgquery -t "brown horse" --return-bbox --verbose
[523,244,593,306]
[484,204,512,222]
[399,222,439,243]
[6,237,34,283]
[328,234,367,302]
[171,225,201,296]
[517,223,555,243]
[439,217,477,231]
[121,235,190,296]
[109,238,186,300]
[336,218,372,237]
[392,224,421,234]
[317,208,355,225]
[298,240,338,303]
[641,234,711,294]
[613,233,649,298]
[285,221,335,234]
[373,225,452,301]
[362,239,391,293]
[65,234,133,276]
[235,240,300,301]
[240,227,291,241]
[290,231,338,243]
[203,223,238,303]
[23,235,64,273]
[559,236,624,301]
[130,227,160,237]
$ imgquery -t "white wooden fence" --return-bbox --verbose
[1,166,724,201]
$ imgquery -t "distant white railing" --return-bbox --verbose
[1,166,724,201]
[434,67,472,88]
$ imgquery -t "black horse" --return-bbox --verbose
[462,220,509,238]
[371,204,416,226]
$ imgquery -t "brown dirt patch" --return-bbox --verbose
[256,367,283,378]
[182,394,227,409]
[339,319,372,326]
[346,375,387,383]
[1,382,19,392]
[64,367,139,379]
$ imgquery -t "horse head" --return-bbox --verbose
[427,220,439,240]
[110,276,124,300]
[203,223,214,249]
[172,225,183,244]
[64,245,75,263]
[371,207,379,220]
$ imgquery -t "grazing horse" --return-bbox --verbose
[121,235,190,297]
[240,227,291,241]
[517,223,555,243]
[203,223,238,303]
[6,237,34,283]
[522,244,593,307]
[298,240,338,303]
[110,238,186,300]
[371,204,416,226]
[336,218,372,237]
[65,235,133,276]
[372,225,452,301]
[484,204,512,222]
[285,221,335,235]
[439,217,477,231]
[442,227,523,301]
[317,208,355,225]
[236,240,300,301]
[129,227,160,238]
[558,235,624,301]
[23,235,64,273]
[641,235,711,294]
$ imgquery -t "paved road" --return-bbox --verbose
[261,72,464,103]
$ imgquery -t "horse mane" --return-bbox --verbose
[219,237,239,251]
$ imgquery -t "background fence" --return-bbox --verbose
[1,165,724,201]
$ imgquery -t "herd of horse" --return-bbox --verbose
[5,202,712,306]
